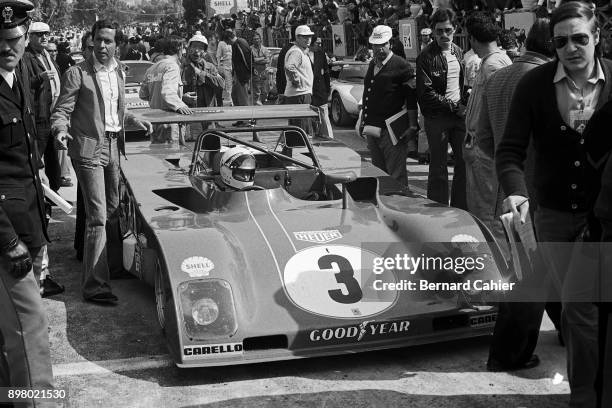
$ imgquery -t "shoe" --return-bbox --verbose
[486,354,540,372]
[60,177,73,187]
[110,269,136,280]
[41,276,65,298]
[85,292,118,305]
[255,101,263,106]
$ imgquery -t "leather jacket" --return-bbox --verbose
[416,41,466,117]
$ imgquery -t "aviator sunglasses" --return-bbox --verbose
[551,33,591,49]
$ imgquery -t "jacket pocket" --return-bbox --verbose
[0,112,23,148]
[0,184,27,220]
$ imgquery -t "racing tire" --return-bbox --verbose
[331,93,351,127]
[154,259,170,333]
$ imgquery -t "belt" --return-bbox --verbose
[105,131,118,139]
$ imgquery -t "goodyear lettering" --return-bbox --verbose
[309,320,410,343]
[183,343,243,357]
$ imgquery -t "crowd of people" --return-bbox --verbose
[2,0,612,406]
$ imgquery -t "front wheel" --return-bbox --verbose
[331,93,351,127]
[155,259,169,332]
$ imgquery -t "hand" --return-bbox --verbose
[401,126,418,140]
[456,103,467,118]
[55,131,72,150]
[503,195,529,224]
[176,106,193,115]
[134,119,153,135]
[40,70,55,81]
[38,168,49,187]
[5,240,32,279]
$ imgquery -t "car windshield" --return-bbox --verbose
[339,64,368,82]
[124,63,151,85]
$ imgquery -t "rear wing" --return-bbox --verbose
[131,104,319,125]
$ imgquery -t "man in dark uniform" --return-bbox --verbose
[360,25,418,187]
[0,0,56,403]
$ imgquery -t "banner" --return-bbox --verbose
[332,24,346,57]
[399,19,418,60]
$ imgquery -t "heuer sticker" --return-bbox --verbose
[469,313,497,328]
[309,320,410,343]
[293,230,342,244]
[451,234,480,243]
[183,343,243,358]
[181,256,214,277]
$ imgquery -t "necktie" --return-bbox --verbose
[12,75,21,103]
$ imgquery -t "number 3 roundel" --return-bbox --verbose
[283,245,398,318]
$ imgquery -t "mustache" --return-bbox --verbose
[0,51,15,58]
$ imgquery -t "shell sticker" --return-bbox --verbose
[181,256,214,277]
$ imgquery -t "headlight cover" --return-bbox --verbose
[178,279,237,340]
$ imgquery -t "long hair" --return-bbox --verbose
[525,18,554,58]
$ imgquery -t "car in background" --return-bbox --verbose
[122,60,153,137]
[329,61,368,127]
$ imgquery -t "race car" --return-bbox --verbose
[119,104,510,368]
[329,61,368,126]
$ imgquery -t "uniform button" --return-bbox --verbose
[579,139,584,145]
[571,184,577,189]
[0,195,5,200]
[12,118,17,123]
[571,204,578,210]
[560,125,566,131]
[368,88,371,92]
[364,113,368,117]
[574,160,581,167]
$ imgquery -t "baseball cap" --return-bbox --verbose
[420,28,432,35]
[30,21,50,33]
[0,0,33,40]
[295,25,314,37]
[369,25,392,45]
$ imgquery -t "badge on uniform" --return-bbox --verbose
[570,108,594,134]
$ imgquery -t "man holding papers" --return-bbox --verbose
[360,25,418,187]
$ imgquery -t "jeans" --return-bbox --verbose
[252,69,267,104]
[0,248,55,407]
[72,135,122,299]
[423,112,467,210]
[367,128,408,187]
[314,104,334,139]
[535,207,598,408]
[219,67,233,105]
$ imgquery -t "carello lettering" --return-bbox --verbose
[469,314,497,327]
[309,320,410,342]
[213,1,232,6]
[184,343,243,356]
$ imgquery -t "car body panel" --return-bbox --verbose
[329,61,368,121]
[119,105,507,367]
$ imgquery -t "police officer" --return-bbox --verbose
[0,0,56,404]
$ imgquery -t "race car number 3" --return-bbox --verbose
[283,245,398,318]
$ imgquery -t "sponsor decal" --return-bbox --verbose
[309,319,411,344]
[469,313,497,328]
[181,256,214,277]
[183,343,243,358]
[293,230,342,244]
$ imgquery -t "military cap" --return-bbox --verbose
[0,0,33,40]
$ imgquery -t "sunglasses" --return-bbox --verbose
[552,33,590,49]
[32,32,50,37]
[435,27,454,36]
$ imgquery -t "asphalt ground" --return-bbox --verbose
[41,120,569,407]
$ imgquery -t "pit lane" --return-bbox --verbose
[43,121,570,407]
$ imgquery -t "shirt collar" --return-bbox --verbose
[93,54,118,73]
[553,59,605,85]
[0,67,14,87]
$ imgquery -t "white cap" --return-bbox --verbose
[420,28,432,35]
[295,25,314,37]
[30,22,50,33]
[369,25,392,45]
[188,33,208,46]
